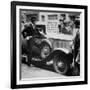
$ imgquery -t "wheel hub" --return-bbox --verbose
[57,62,64,68]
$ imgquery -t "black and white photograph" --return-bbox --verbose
[21,9,80,78]
[11,1,87,89]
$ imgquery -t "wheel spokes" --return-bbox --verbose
[56,60,67,73]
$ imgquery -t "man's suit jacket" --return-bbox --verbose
[22,22,38,38]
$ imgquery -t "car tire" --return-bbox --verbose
[53,56,69,75]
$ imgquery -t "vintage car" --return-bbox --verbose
[21,27,80,76]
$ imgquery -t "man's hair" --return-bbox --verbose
[31,17,36,22]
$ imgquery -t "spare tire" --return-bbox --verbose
[40,42,51,59]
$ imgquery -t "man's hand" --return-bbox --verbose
[26,36,32,40]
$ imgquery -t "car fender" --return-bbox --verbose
[53,48,70,54]
[41,39,52,48]
[44,49,73,64]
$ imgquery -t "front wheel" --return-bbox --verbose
[53,56,69,75]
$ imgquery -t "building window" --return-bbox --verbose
[41,15,45,21]
[48,15,58,20]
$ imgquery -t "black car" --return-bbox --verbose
[21,27,80,76]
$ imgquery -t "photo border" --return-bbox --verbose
[11,1,88,89]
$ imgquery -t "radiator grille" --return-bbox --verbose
[52,40,70,49]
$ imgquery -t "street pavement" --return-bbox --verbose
[21,63,67,79]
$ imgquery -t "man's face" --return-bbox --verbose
[32,20,37,24]
[60,21,63,24]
